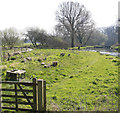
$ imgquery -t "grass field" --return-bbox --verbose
[1,48,118,111]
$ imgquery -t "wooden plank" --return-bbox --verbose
[17,84,33,108]
[2,95,33,99]
[2,106,16,110]
[1,81,35,83]
[2,107,33,111]
[19,83,36,86]
[17,95,33,99]
[2,101,33,105]
[18,102,34,105]
[1,81,35,86]
[33,78,37,111]
[1,89,15,91]
[38,79,42,111]
[17,108,33,111]
[2,100,15,103]
[2,88,33,92]
[2,95,15,97]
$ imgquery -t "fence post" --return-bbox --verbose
[33,78,37,111]
[43,80,46,111]
[15,83,18,111]
[38,79,43,112]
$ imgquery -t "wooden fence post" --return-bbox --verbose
[43,80,46,111]
[15,83,18,111]
[38,79,43,112]
[33,78,37,111]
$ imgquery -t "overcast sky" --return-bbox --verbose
[0,0,119,33]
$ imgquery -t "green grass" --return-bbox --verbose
[1,48,118,111]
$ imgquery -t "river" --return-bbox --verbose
[81,48,120,57]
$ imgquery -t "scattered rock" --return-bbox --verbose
[21,58,27,63]
[52,96,57,100]
[112,59,117,62]
[69,75,73,78]
[61,74,66,77]
[38,58,42,62]
[13,52,21,56]
[105,57,113,59]
[8,53,13,57]
[92,81,97,85]
[10,56,16,60]
[41,62,45,65]
[109,58,113,59]
[60,53,65,56]
[100,53,103,55]
[26,57,32,61]
[68,54,71,56]
[44,64,50,68]
[21,51,26,53]
[43,57,47,60]
[47,64,51,67]
[55,77,58,80]
[51,61,58,67]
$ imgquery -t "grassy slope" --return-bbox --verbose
[2,49,118,111]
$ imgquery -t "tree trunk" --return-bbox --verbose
[71,32,74,47]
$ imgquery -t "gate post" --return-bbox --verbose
[43,80,46,111]
[33,78,37,111]
[38,79,43,112]
[15,83,18,111]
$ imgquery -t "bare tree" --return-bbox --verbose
[25,28,40,47]
[103,26,118,46]
[37,29,48,46]
[1,28,19,49]
[76,21,95,46]
[25,27,48,48]
[86,29,108,46]
[56,1,94,47]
